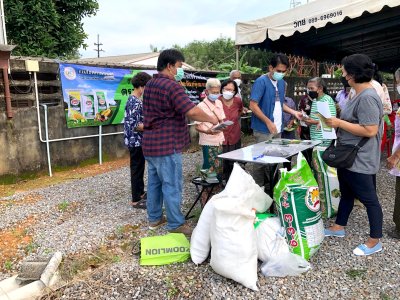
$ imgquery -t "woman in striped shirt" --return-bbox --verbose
[302,77,337,147]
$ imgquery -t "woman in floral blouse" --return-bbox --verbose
[124,72,152,209]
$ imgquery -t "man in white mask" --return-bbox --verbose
[230,70,242,100]
[249,53,302,192]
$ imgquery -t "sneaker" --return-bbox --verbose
[353,242,382,256]
[149,216,167,230]
[324,228,346,237]
[168,224,193,236]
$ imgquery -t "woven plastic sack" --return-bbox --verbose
[210,196,258,291]
[273,152,324,260]
[140,233,190,266]
[223,163,273,212]
[254,214,290,263]
[190,197,217,264]
[312,146,340,218]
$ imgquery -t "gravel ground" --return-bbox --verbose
[0,151,399,299]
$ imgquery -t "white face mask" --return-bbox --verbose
[223,91,234,100]
[397,85,400,94]
[233,79,241,87]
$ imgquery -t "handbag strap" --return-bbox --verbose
[337,91,382,149]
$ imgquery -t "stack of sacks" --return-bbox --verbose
[190,163,273,291]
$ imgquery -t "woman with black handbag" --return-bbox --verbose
[323,54,383,256]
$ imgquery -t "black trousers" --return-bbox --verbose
[394,177,400,231]
[335,168,383,239]
[130,146,145,202]
[222,140,241,181]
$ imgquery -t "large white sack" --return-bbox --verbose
[255,217,290,263]
[190,196,218,264]
[210,196,258,291]
[223,163,272,212]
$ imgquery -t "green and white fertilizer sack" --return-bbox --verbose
[274,152,324,260]
[140,233,190,266]
[312,146,340,218]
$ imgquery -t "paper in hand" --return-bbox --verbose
[316,102,336,139]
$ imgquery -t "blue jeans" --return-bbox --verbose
[145,153,184,230]
[336,168,383,239]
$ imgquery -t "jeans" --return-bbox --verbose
[252,131,281,192]
[335,168,383,239]
[129,146,145,202]
[145,153,184,230]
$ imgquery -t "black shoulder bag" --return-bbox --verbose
[321,95,372,169]
[321,136,369,169]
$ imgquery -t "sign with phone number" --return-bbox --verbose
[293,10,343,28]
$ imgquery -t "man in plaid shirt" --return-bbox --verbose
[142,49,218,236]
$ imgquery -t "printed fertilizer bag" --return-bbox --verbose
[312,146,340,218]
[273,152,324,260]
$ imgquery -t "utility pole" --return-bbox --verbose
[93,34,104,58]
[290,0,302,8]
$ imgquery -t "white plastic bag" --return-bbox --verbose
[210,196,258,291]
[261,252,311,277]
[223,163,272,212]
[255,217,290,262]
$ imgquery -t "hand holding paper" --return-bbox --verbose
[315,102,337,139]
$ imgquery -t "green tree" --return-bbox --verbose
[174,37,273,74]
[4,0,98,58]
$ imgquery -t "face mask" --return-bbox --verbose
[223,91,234,100]
[174,67,184,81]
[207,94,220,101]
[340,76,350,88]
[397,86,400,94]
[272,71,285,81]
[233,79,242,87]
[307,90,318,99]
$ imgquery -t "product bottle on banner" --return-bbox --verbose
[95,90,108,112]
[67,90,82,114]
[82,93,96,119]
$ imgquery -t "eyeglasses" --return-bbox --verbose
[223,88,235,92]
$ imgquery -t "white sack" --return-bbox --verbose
[210,196,258,291]
[255,217,290,263]
[223,163,272,212]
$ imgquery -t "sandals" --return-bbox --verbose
[131,198,147,209]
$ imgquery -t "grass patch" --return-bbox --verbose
[380,293,393,300]
[3,260,13,271]
[0,171,42,185]
[58,200,70,212]
[346,268,367,279]
[59,246,119,280]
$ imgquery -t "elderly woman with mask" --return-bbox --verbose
[195,78,226,180]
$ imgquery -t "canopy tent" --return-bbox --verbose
[235,0,400,72]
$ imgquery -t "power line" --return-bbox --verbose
[94,34,105,58]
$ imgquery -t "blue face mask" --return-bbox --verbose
[272,71,285,81]
[174,67,184,81]
[207,94,220,101]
